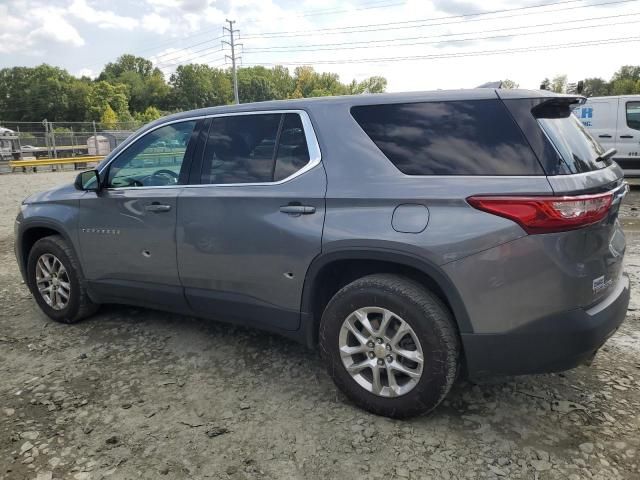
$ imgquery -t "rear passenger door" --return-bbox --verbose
[177,111,326,331]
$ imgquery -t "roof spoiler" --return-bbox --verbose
[531,96,586,118]
[476,81,503,88]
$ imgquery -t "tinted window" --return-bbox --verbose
[350,100,542,175]
[201,114,280,184]
[201,113,312,184]
[538,115,608,174]
[107,121,196,188]
[627,101,640,131]
[274,114,310,181]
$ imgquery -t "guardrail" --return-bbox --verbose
[6,150,186,172]
[9,156,104,169]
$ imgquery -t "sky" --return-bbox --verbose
[1,0,639,92]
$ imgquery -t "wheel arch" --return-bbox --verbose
[300,248,472,348]
[17,220,80,280]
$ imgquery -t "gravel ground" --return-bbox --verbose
[1,171,639,480]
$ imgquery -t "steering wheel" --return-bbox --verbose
[154,169,179,179]
[150,169,179,185]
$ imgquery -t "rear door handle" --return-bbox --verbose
[279,205,316,215]
[620,135,634,139]
[598,134,612,138]
[145,203,172,213]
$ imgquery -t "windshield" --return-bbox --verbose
[538,114,608,174]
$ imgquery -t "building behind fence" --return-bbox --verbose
[0,120,141,171]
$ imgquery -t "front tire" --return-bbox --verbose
[26,235,98,324]
[319,274,459,418]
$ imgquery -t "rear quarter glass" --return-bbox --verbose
[502,97,610,176]
[537,115,609,174]
[350,99,544,176]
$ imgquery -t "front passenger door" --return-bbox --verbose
[78,120,198,309]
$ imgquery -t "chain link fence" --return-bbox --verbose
[0,120,141,173]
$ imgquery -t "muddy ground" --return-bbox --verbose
[0,171,639,480]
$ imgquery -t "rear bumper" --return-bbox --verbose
[462,274,630,378]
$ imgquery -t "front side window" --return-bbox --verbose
[107,121,196,188]
[200,113,312,184]
[351,100,543,175]
[627,102,640,131]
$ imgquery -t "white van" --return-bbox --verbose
[573,95,640,176]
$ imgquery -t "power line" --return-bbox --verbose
[149,37,224,64]
[243,14,640,53]
[243,35,640,66]
[241,0,637,38]
[293,0,406,17]
[66,1,408,73]
[153,47,225,70]
[75,34,225,74]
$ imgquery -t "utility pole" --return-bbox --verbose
[223,19,241,104]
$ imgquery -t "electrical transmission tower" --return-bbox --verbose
[223,19,241,104]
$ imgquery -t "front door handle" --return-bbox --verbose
[279,204,316,215]
[145,203,172,213]
[620,135,634,139]
[599,134,612,138]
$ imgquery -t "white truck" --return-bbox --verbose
[573,95,640,177]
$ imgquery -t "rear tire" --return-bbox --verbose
[319,273,459,418]
[26,235,98,324]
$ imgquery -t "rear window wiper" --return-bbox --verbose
[596,148,617,163]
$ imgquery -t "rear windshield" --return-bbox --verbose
[538,113,609,174]
[351,100,543,176]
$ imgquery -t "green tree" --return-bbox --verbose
[100,54,155,80]
[268,65,295,99]
[612,65,640,83]
[581,77,610,97]
[501,79,519,89]
[238,74,275,103]
[100,104,118,129]
[550,74,567,93]
[293,66,319,98]
[134,106,163,123]
[87,81,130,122]
[349,76,388,94]
[169,64,232,110]
[0,58,388,122]
[99,54,170,114]
[540,78,551,90]
[0,65,75,121]
[609,66,640,95]
[611,78,640,95]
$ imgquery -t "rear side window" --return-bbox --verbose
[537,109,609,174]
[201,113,311,184]
[627,102,640,130]
[350,100,543,175]
[274,114,310,181]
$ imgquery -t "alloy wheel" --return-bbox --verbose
[35,253,71,311]
[338,307,424,397]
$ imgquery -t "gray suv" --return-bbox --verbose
[15,89,630,418]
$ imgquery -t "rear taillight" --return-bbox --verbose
[467,191,613,234]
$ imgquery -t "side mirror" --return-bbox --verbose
[74,170,101,192]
